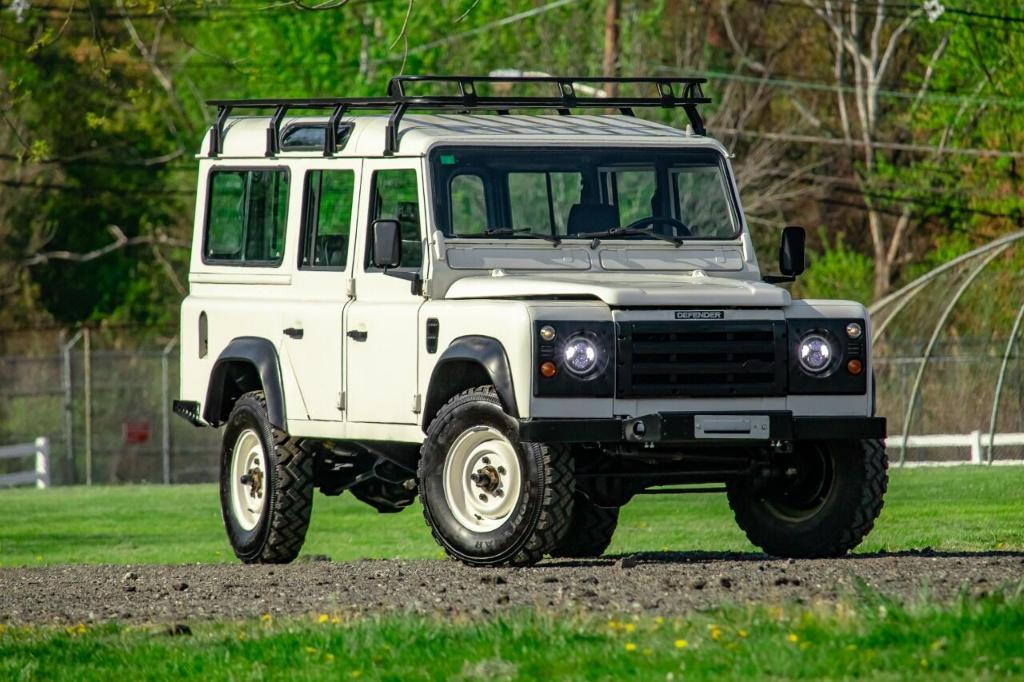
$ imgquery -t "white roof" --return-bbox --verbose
[202,113,728,158]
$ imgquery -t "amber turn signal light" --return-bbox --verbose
[540,361,557,378]
[847,358,863,375]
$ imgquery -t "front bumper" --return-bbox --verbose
[518,411,885,444]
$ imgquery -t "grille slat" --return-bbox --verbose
[617,320,788,398]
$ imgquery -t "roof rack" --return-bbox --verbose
[205,74,711,158]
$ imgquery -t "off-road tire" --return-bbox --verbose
[219,390,314,563]
[550,494,619,558]
[726,439,887,558]
[418,386,574,567]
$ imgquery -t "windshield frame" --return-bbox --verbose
[428,145,744,243]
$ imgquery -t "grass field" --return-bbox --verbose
[3,593,1024,680]
[4,467,1024,680]
[2,467,1024,566]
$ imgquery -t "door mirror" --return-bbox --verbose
[779,226,806,277]
[371,219,402,269]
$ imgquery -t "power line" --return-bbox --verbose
[718,127,1024,160]
[657,67,1024,110]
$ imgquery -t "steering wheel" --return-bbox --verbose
[624,216,692,237]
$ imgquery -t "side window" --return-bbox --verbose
[300,169,355,270]
[368,169,422,269]
[448,174,487,235]
[205,168,288,265]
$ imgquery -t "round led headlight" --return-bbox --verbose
[563,336,599,376]
[797,334,834,375]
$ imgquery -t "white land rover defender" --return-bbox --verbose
[174,75,887,567]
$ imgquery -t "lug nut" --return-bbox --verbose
[482,457,491,465]
[479,493,488,502]
[494,488,504,497]
[497,466,506,475]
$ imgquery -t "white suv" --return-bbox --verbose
[174,75,887,567]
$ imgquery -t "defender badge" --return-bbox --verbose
[675,310,725,320]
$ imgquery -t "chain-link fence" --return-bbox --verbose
[0,330,1021,486]
[0,330,219,486]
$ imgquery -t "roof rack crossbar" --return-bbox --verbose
[206,74,711,156]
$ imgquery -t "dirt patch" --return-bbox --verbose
[2,551,1022,625]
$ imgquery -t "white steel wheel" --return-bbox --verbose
[442,426,523,533]
[229,428,268,531]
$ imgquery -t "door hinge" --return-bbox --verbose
[412,393,422,414]
[337,391,346,411]
[346,278,356,298]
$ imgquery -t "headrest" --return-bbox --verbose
[566,203,619,235]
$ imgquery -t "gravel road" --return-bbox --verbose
[2,551,1022,625]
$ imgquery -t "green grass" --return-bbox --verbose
[3,593,1024,680]
[2,467,1024,567]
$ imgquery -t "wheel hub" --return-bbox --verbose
[229,429,268,531]
[442,426,522,532]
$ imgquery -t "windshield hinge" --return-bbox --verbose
[337,391,346,412]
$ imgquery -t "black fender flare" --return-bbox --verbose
[203,337,287,430]
[423,335,518,429]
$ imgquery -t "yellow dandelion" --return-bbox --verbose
[261,613,272,624]
[624,623,636,634]
[654,616,665,625]
[787,633,799,644]
[674,639,688,649]
[331,616,341,625]
[625,642,637,652]
[350,671,363,678]
[238,633,247,641]
[737,629,748,638]
[305,647,318,655]
[317,613,329,624]
[710,626,723,641]
[326,654,336,663]
[607,620,619,629]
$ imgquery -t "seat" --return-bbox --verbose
[566,203,619,235]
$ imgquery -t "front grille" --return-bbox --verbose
[616,321,788,398]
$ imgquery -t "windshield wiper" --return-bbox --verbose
[572,227,684,248]
[482,227,562,245]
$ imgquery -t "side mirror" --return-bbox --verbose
[371,219,402,269]
[779,226,806,277]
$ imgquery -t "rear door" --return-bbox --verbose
[280,161,361,420]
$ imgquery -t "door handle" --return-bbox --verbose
[283,327,304,339]
[347,330,368,342]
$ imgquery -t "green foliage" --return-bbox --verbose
[3,467,1024,566]
[2,0,1023,328]
[795,232,875,304]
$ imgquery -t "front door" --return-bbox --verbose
[344,161,425,424]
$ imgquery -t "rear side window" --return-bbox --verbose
[204,168,289,265]
[300,169,355,270]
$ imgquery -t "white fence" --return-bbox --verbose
[0,437,51,488]
[886,431,1024,466]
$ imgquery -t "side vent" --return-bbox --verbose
[199,311,208,359]
[426,318,440,354]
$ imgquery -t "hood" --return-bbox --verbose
[442,272,790,307]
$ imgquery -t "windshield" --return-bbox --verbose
[431,147,740,241]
